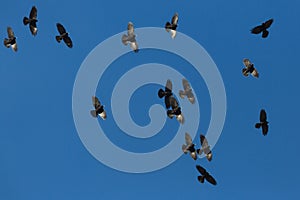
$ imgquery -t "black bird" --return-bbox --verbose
[255,109,269,136]
[90,96,107,120]
[182,132,197,160]
[122,22,138,52]
[197,134,212,162]
[242,58,259,78]
[3,27,17,52]
[165,13,178,39]
[23,6,38,36]
[167,96,184,124]
[179,78,195,104]
[196,165,217,186]
[56,23,73,48]
[158,79,173,109]
[251,19,274,38]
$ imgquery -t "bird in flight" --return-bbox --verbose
[242,58,259,78]
[165,13,178,39]
[122,22,139,52]
[251,19,274,38]
[197,134,213,162]
[56,23,73,48]
[179,78,195,104]
[196,165,217,186]
[4,27,17,52]
[23,6,38,36]
[182,132,197,160]
[255,109,269,136]
[90,96,107,120]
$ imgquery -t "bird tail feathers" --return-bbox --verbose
[23,17,30,25]
[197,176,205,183]
[255,123,262,129]
[56,36,62,43]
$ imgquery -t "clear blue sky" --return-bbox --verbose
[1,0,299,199]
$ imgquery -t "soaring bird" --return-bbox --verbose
[3,27,17,52]
[158,79,173,109]
[197,134,212,162]
[182,133,197,160]
[179,78,195,104]
[251,19,274,38]
[196,165,217,186]
[255,109,269,136]
[90,96,107,120]
[23,6,38,36]
[165,13,178,39]
[242,58,259,78]
[56,23,73,48]
[167,96,184,124]
[122,22,138,52]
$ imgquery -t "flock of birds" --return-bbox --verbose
[4,5,272,186]
[90,12,272,186]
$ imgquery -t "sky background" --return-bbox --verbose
[1,0,300,199]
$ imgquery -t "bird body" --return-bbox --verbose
[197,134,213,161]
[56,23,73,48]
[242,58,259,78]
[251,19,274,38]
[182,133,197,160]
[23,6,38,36]
[179,78,195,104]
[165,13,178,39]
[3,27,17,52]
[255,109,269,135]
[196,165,217,185]
[90,96,107,120]
[122,22,138,52]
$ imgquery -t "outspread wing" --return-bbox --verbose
[251,25,263,34]
[127,22,134,36]
[171,13,178,25]
[182,78,191,91]
[200,134,209,148]
[206,174,217,185]
[260,109,267,122]
[196,165,206,176]
[169,96,179,109]
[185,132,193,145]
[263,19,273,29]
[56,23,66,35]
[92,96,101,109]
[29,6,37,19]
[243,58,252,68]
[63,36,73,48]
[262,124,269,136]
[7,27,15,39]
[165,79,172,93]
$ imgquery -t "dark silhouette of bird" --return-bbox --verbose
[4,27,17,52]
[242,58,259,78]
[179,78,195,104]
[196,165,217,186]
[122,22,138,52]
[251,19,274,38]
[56,23,73,48]
[167,96,184,124]
[165,13,178,39]
[197,134,212,162]
[255,109,269,136]
[23,6,38,36]
[158,79,173,109]
[182,132,197,160]
[90,96,107,120]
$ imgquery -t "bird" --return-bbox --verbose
[182,132,197,160]
[165,13,178,39]
[90,96,107,120]
[158,79,173,109]
[196,165,217,186]
[167,96,184,124]
[179,78,195,104]
[3,27,17,52]
[251,19,274,38]
[122,22,138,52]
[197,134,213,162]
[23,6,38,36]
[242,58,259,78]
[255,109,269,136]
[56,23,73,48]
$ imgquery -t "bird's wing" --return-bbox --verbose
[185,132,193,145]
[165,22,172,31]
[206,174,217,185]
[263,19,274,29]
[243,58,253,68]
[30,22,38,35]
[182,78,191,91]
[251,25,263,34]
[92,96,101,109]
[200,134,209,148]
[196,165,206,176]
[165,79,172,93]
[260,109,267,122]
[127,22,134,36]
[262,124,269,136]
[56,23,67,34]
[121,34,129,45]
[169,96,179,109]
[171,13,178,25]
[164,96,171,109]
[63,36,73,48]
[29,6,37,19]
[7,27,15,38]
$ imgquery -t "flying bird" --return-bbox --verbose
[182,133,197,160]
[56,23,73,48]
[167,96,184,124]
[3,27,17,52]
[158,79,173,109]
[255,109,269,136]
[251,19,274,38]
[122,22,138,52]
[23,6,38,36]
[242,58,259,78]
[179,78,195,104]
[165,13,178,39]
[196,165,217,186]
[90,96,107,120]
[197,134,212,162]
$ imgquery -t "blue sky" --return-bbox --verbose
[1,0,300,199]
